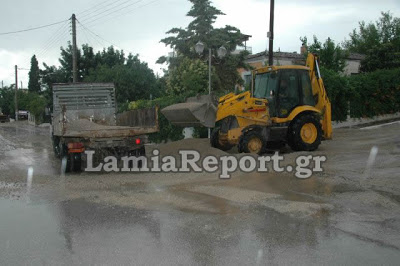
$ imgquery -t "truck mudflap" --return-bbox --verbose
[161,94,217,128]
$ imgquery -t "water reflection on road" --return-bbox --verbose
[1,197,400,265]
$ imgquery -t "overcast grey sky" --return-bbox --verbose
[1,0,399,87]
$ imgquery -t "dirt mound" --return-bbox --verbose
[148,138,228,158]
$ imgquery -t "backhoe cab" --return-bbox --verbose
[162,53,332,154]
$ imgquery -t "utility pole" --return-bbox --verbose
[268,0,275,66]
[71,14,78,83]
[21,81,23,90]
[15,65,18,121]
[1,80,3,89]
[208,48,212,138]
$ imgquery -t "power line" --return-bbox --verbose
[82,0,145,26]
[81,0,143,24]
[39,23,71,60]
[77,19,117,48]
[76,0,162,52]
[0,19,68,36]
[78,0,131,19]
[86,0,161,28]
[78,0,117,15]
[78,23,95,47]
[78,21,105,48]
[36,20,70,59]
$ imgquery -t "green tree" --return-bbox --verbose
[0,86,14,115]
[158,0,250,94]
[28,55,41,92]
[300,36,348,72]
[58,43,125,82]
[27,93,47,123]
[360,42,400,72]
[38,44,160,109]
[344,11,400,72]
[84,53,159,105]
[0,86,30,116]
[167,57,213,95]
[58,42,82,82]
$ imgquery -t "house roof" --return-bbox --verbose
[347,53,366,60]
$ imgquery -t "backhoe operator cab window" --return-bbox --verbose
[254,71,278,116]
[277,70,300,117]
[300,70,315,106]
[254,69,315,118]
[254,72,277,99]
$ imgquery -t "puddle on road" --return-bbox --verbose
[1,197,399,265]
[0,147,59,178]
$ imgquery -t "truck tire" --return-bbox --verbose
[238,130,267,155]
[287,114,322,151]
[58,143,73,173]
[210,127,233,151]
[69,153,82,172]
[52,136,62,159]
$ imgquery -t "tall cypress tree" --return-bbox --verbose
[28,55,41,92]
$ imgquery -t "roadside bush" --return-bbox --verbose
[349,68,400,118]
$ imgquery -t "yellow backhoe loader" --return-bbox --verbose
[162,53,332,154]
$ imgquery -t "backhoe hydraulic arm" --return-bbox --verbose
[306,53,332,139]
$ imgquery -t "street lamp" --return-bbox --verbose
[195,41,227,138]
[195,41,227,94]
[195,41,205,55]
[217,46,227,58]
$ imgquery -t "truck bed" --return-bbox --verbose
[60,119,158,138]
[52,83,159,139]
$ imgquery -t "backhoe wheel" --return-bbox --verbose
[288,114,322,151]
[239,130,266,155]
[210,127,233,151]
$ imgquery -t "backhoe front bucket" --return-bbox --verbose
[161,94,217,128]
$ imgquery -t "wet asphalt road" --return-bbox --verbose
[1,121,400,265]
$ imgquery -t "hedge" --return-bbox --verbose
[348,68,400,118]
[321,67,400,120]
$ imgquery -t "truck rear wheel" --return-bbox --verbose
[52,136,62,159]
[287,114,322,151]
[69,153,82,172]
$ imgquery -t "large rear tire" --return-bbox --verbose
[52,136,62,159]
[287,114,322,151]
[69,153,82,172]
[210,127,233,151]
